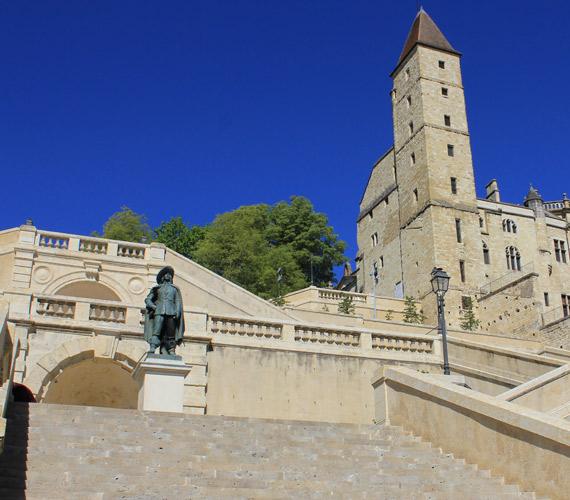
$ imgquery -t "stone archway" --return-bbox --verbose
[43,357,138,409]
[23,336,147,408]
[55,281,121,301]
[42,271,131,303]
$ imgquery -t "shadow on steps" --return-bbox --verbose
[0,402,30,500]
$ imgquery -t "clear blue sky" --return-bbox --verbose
[2,1,569,274]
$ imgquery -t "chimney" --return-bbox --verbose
[485,179,500,202]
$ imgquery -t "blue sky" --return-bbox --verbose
[2,1,569,275]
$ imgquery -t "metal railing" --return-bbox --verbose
[542,305,570,327]
[480,262,535,295]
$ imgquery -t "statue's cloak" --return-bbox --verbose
[143,284,185,344]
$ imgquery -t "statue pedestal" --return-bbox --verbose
[133,354,191,413]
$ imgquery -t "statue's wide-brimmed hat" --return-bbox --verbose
[156,266,175,283]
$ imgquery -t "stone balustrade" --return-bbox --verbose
[317,289,368,303]
[27,293,438,360]
[372,333,433,353]
[32,230,157,261]
[210,316,282,339]
[79,238,108,254]
[35,298,75,318]
[294,326,360,347]
[117,243,146,259]
[89,303,127,323]
[38,233,69,249]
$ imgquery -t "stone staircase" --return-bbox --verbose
[0,403,542,499]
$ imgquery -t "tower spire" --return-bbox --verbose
[394,9,460,71]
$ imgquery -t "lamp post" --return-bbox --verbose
[370,264,379,319]
[431,267,451,375]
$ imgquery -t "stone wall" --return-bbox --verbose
[205,344,438,424]
[373,367,570,500]
[478,273,541,336]
[540,316,570,350]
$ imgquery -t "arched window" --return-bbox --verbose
[502,219,518,234]
[505,246,521,271]
[482,242,490,265]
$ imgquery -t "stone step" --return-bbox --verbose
[0,403,540,498]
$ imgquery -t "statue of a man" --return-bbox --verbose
[143,266,185,355]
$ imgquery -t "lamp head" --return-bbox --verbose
[431,267,450,296]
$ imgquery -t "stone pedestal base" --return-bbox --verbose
[133,354,191,413]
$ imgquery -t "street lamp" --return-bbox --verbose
[431,267,451,375]
[370,263,379,319]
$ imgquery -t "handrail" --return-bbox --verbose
[480,262,535,295]
[542,305,570,326]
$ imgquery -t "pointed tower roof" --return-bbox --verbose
[524,184,543,205]
[395,8,460,71]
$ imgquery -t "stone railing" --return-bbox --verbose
[79,238,108,254]
[31,295,141,327]
[35,298,76,318]
[317,289,368,303]
[26,294,438,360]
[38,233,69,249]
[31,230,160,261]
[117,243,146,259]
[210,316,282,339]
[372,334,433,353]
[294,326,360,347]
[89,304,127,323]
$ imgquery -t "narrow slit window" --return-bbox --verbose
[406,95,412,108]
[413,188,418,202]
[441,87,448,97]
[438,60,445,69]
[444,115,451,127]
[408,121,414,136]
[483,242,490,264]
[459,260,466,283]
[455,218,462,243]
[544,293,550,307]
[410,152,416,165]
[450,177,457,194]
[447,144,455,157]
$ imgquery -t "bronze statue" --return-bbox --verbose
[144,266,185,354]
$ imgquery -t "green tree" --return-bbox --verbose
[97,206,153,243]
[154,217,206,258]
[267,196,347,287]
[402,296,425,324]
[385,310,394,321]
[460,297,481,331]
[193,198,347,300]
[338,295,355,315]
[193,205,306,299]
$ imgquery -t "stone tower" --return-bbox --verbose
[390,9,483,324]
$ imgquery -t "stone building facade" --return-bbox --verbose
[355,9,570,343]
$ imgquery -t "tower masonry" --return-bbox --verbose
[356,9,570,340]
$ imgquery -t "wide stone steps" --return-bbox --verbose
[0,403,541,499]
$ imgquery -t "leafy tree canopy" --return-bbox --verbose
[97,206,153,243]
[267,196,347,287]
[154,217,206,259]
[96,196,347,300]
[192,204,307,299]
